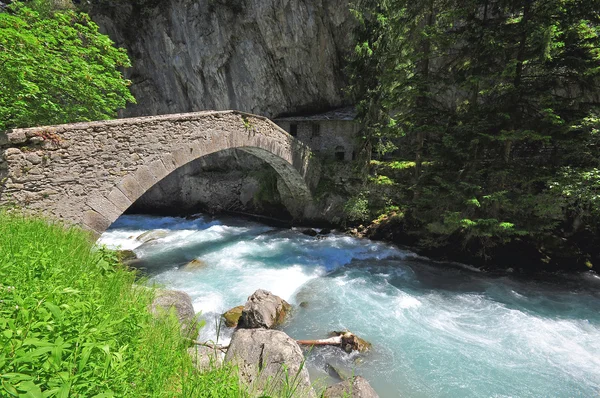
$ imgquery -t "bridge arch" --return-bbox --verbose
[0,111,319,236]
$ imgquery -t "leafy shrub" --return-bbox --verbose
[344,193,371,224]
[0,2,135,130]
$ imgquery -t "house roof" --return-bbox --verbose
[274,106,356,122]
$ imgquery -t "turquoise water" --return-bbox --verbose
[99,214,600,397]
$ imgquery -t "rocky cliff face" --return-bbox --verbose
[90,0,354,118]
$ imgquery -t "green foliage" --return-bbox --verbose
[0,211,245,397]
[348,0,600,262]
[374,205,402,223]
[428,212,526,240]
[549,167,600,219]
[368,175,395,186]
[0,212,143,396]
[344,193,371,223]
[0,2,135,131]
[387,161,415,170]
[241,115,254,131]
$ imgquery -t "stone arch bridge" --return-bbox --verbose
[0,111,320,236]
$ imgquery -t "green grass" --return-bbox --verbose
[0,211,244,397]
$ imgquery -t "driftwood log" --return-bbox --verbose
[296,331,371,353]
[190,330,371,354]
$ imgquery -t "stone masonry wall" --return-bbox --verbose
[275,120,359,161]
[0,111,319,236]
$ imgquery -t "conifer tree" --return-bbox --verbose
[349,0,600,262]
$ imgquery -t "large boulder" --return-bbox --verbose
[224,329,314,397]
[238,289,291,329]
[323,376,379,398]
[150,290,198,338]
[187,345,223,372]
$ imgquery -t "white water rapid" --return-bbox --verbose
[98,214,600,397]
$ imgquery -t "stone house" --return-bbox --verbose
[274,107,359,161]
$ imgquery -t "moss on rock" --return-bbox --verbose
[222,305,244,328]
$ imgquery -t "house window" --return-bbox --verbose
[311,123,320,138]
[289,123,298,137]
[335,146,345,161]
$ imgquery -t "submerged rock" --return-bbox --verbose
[222,305,244,328]
[135,229,168,243]
[323,376,379,398]
[326,362,352,381]
[150,290,198,338]
[187,345,222,372]
[184,258,207,270]
[224,328,314,397]
[116,249,137,263]
[302,228,319,237]
[238,289,291,329]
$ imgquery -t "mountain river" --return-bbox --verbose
[98,214,600,397]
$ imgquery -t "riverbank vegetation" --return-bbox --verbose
[347,0,600,272]
[0,212,244,397]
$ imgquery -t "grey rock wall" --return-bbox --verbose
[90,0,355,118]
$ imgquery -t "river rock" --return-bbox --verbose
[184,258,207,270]
[150,290,198,338]
[187,345,222,372]
[224,328,314,397]
[222,305,244,328]
[238,289,291,329]
[302,228,319,237]
[116,249,137,263]
[323,376,379,398]
[135,229,168,243]
[331,331,372,353]
[326,362,352,381]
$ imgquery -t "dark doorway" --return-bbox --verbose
[335,146,345,161]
